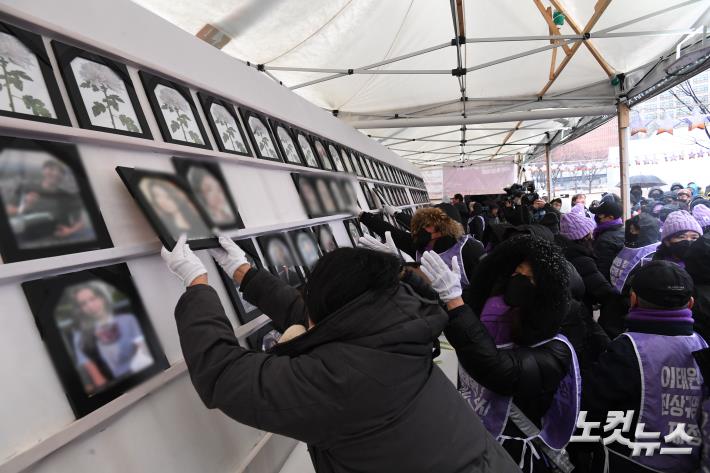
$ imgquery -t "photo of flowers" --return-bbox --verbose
[269,119,303,165]
[196,92,250,156]
[139,71,210,149]
[293,130,320,169]
[53,42,150,138]
[0,22,69,125]
[238,107,281,162]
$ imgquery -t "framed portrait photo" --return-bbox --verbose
[172,157,244,231]
[338,147,355,175]
[257,233,304,288]
[0,23,69,125]
[115,166,216,250]
[327,142,345,172]
[52,41,150,138]
[238,107,282,162]
[215,237,263,325]
[196,92,250,156]
[349,150,363,177]
[0,136,112,263]
[311,137,333,171]
[22,263,168,418]
[268,119,303,166]
[292,129,321,169]
[288,227,322,274]
[292,173,324,218]
[312,224,338,253]
[343,218,363,247]
[313,177,339,215]
[328,178,350,213]
[138,71,210,149]
[247,322,282,352]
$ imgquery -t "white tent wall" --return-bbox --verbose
[0,1,422,473]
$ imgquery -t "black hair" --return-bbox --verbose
[453,193,463,201]
[304,247,400,324]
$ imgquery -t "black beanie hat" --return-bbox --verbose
[304,247,400,324]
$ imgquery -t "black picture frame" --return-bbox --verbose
[312,223,338,253]
[215,238,263,325]
[171,157,244,231]
[312,176,339,215]
[326,141,345,172]
[237,107,282,162]
[337,146,355,175]
[196,92,251,156]
[288,227,322,275]
[292,128,321,169]
[268,118,304,166]
[247,322,282,351]
[360,182,375,209]
[343,218,363,247]
[0,136,112,263]
[310,136,334,171]
[115,166,217,250]
[292,173,326,218]
[257,233,304,288]
[22,263,168,418]
[138,70,211,149]
[0,23,70,125]
[349,150,364,177]
[52,41,151,138]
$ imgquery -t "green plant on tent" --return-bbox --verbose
[77,60,138,132]
[0,34,51,117]
[212,105,245,152]
[158,86,203,145]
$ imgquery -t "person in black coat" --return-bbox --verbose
[421,236,577,472]
[467,201,486,241]
[578,262,706,473]
[590,200,625,281]
[452,193,469,225]
[161,236,520,473]
[684,233,710,341]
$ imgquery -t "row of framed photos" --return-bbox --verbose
[411,189,430,204]
[0,21,426,189]
[22,218,364,419]
[292,173,358,219]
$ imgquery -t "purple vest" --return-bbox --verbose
[458,333,581,451]
[416,235,471,287]
[610,243,660,293]
[620,332,708,472]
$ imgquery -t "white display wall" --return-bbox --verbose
[0,1,426,472]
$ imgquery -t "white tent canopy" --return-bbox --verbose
[131,0,710,169]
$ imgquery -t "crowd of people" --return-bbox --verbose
[158,181,710,473]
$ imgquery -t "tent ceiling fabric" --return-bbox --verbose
[131,0,710,168]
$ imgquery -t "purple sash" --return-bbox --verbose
[458,334,581,450]
[417,235,471,287]
[621,332,708,472]
[610,243,660,292]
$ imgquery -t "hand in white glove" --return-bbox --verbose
[384,231,414,263]
[419,251,462,302]
[208,236,250,280]
[383,204,398,217]
[161,234,208,287]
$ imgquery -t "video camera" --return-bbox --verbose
[503,181,539,206]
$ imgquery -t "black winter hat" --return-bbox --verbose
[629,260,693,309]
[590,200,622,219]
[684,233,710,285]
[434,202,464,222]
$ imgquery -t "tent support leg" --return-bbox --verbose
[545,143,553,198]
[617,102,631,218]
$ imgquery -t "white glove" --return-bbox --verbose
[161,234,207,287]
[358,231,414,263]
[419,251,462,302]
[383,204,397,217]
[208,236,250,278]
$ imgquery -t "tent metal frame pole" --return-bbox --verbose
[465,39,576,73]
[545,142,553,197]
[351,105,616,129]
[618,102,631,218]
[594,0,702,35]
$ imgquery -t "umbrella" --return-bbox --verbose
[615,175,666,188]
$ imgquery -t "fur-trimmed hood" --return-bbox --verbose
[410,207,464,239]
[469,235,571,345]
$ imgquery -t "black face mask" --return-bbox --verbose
[414,231,432,251]
[668,240,693,260]
[503,274,536,308]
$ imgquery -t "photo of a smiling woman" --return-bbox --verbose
[57,281,154,395]
[139,177,210,240]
